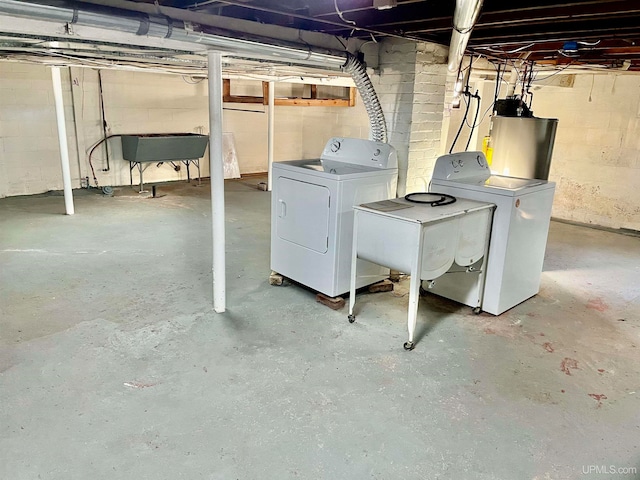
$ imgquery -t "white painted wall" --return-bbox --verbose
[0,62,370,197]
[530,73,640,231]
[443,77,494,155]
[8,59,636,231]
[0,62,72,197]
[441,60,640,231]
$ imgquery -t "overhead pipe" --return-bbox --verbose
[447,0,484,73]
[0,0,346,70]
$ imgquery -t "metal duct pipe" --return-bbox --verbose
[343,53,387,143]
[447,0,484,73]
[0,0,346,69]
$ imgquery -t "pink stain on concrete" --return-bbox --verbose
[560,358,579,375]
[587,297,609,312]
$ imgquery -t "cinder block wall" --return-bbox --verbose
[407,43,448,193]
[371,39,417,196]
[371,38,448,196]
[0,62,370,197]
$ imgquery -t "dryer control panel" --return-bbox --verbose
[321,137,398,170]
[432,151,490,181]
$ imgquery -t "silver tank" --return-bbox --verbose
[490,116,558,180]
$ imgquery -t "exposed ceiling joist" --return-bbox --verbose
[2,0,640,73]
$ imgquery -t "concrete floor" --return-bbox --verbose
[1,177,639,480]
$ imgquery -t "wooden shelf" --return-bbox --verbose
[223,79,356,107]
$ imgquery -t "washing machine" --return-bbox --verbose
[428,151,556,315]
[271,137,398,297]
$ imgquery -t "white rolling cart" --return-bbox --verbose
[347,196,494,350]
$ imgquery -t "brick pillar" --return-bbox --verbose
[372,39,448,196]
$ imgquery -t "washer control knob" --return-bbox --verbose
[330,140,341,153]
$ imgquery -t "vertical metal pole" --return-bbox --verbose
[267,80,275,192]
[51,66,75,215]
[208,51,226,313]
[138,162,144,193]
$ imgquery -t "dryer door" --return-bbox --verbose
[276,177,330,254]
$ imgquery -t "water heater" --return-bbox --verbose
[489,116,558,180]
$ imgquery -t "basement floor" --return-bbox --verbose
[1,177,639,480]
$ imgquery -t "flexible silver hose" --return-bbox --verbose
[343,53,387,143]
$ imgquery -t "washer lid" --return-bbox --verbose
[431,152,555,196]
[273,158,397,180]
[432,174,554,196]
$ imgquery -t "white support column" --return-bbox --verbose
[208,51,226,313]
[267,80,275,192]
[51,66,75,215]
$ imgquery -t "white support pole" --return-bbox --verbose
[51,66,75,215]
[208,51,226,313]
[267,80,275,192]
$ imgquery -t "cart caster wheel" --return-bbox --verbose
[348,314,356,323]
[473,307,482,315]
[403,341,415,351]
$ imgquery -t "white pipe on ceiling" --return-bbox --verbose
[447,0,484,73]
[0,0,347,70]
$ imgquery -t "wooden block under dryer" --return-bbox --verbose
[368,279,394,293]
[315,293,346,310]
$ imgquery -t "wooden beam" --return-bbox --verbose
[273,98,352,106]
[349,86,356,107]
